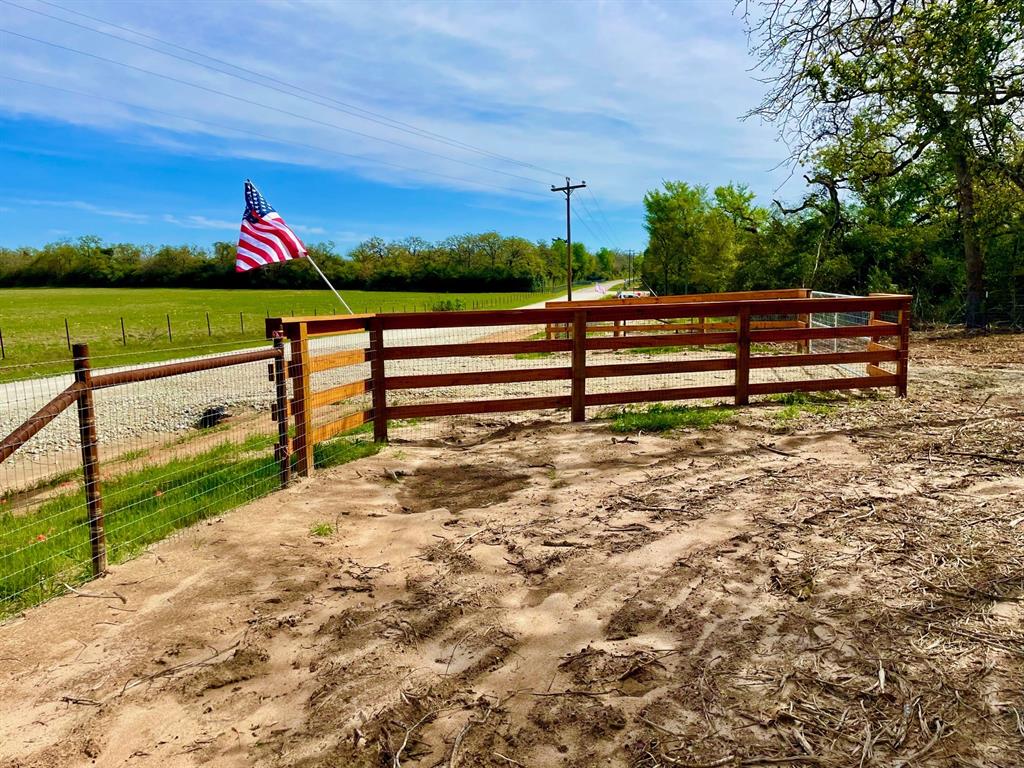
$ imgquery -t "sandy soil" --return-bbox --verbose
[0,332,1021,768]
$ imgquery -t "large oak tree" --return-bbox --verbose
[744,0,1024,326]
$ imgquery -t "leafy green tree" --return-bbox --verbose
[642,181,739,294]
[744,0,1024,326]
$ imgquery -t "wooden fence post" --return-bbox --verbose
[571,310,587,422]
[72,344,106,577]
[290,322,314,477]
[897,302,911,397]
[798,287,812,353]
[272,335,291,487]
[734,308,750,406]
[369,317,389,441]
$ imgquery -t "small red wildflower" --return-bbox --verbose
[36,534,47,542]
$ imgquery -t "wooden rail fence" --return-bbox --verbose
[0,289,911,580]
[267,291,911,477]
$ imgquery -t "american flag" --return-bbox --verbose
[235,180,307,272]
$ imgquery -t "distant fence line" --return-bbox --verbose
[0,294,549,360]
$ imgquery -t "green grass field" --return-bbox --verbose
[0,287,561,380]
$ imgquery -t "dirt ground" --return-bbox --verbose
[1,331,1022,768]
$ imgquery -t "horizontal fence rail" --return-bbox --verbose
[265,290,912,474]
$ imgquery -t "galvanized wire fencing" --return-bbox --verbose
[0,341,290,617]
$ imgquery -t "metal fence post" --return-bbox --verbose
[735,308,750,406]
[272,335,291,487]
[571,310,587,422]
[369,316,389,442]
[290,322,314,477]
[72,343,106,577]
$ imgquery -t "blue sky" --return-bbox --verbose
[0,0,796,252]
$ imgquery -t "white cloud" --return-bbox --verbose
[161,214,237,230]
[0,0,796,213]
[15,198,150,222]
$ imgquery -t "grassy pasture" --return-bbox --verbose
[0,287,560,380]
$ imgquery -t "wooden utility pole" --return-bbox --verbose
[550,177,586,301]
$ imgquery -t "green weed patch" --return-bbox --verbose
[609,403,734,433]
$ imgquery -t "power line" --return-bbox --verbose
[10,0,566,178]
[584,186,626,250]
[574,191,618,249]
[570,198,606,246]
[0,26,555,188]
[0,76,550,201]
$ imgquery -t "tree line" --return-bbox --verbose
[639,174,1022,325]
[0,234,624,293]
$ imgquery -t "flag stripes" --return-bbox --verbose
[236,181,306,273]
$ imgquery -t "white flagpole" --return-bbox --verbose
[304,252,353,315]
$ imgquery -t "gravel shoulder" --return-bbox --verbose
[1,332,1021,767]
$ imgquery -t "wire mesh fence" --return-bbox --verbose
[0,339,375,619]
[2,290,910,618]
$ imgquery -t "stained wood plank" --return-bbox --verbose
[387,395,572,420]
[585,385,735,407]
[586,358,736,378]
[748,349,900,369]
[310,410,371,443]
[735,308,750,405]
[306,379,369,410]
[309,348,369,373]
[369,318,388,441]
[748,374,899,396]
[386,367,571,390]
[587,332,736,351]
[546,288,810,309]
[372,295,911,331]
[751,324,900,343]
[383,339,571,361]
[571,311,587,422]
